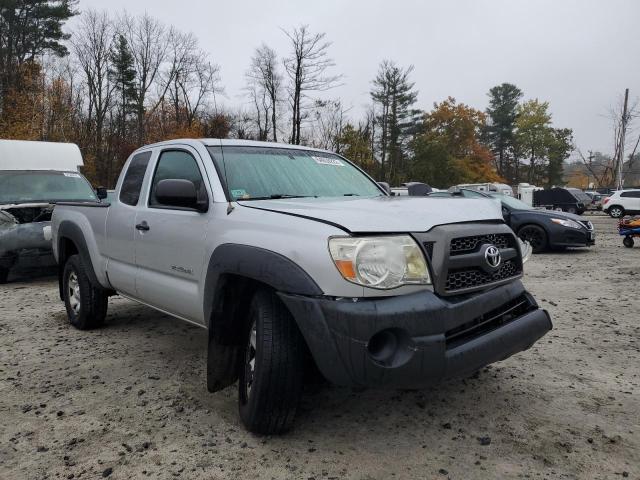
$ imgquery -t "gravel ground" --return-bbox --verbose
[1,214,638,480]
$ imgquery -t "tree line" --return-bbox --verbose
[1,0,574,189]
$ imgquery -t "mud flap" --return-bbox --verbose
[206,334,243,392]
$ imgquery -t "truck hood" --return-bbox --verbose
[237,196,504,233]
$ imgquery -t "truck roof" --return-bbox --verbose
[0,140,84,171]
[138,138,337,155]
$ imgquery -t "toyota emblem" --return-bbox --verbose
[485,245,501,268]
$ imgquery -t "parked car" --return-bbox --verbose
[584,191,607,210]
[533,187,590,214]
[0,140,98,283]
[429,189,595,253]
[51,139,552,434]
[601,189,640,218]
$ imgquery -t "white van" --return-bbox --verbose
[0,140,97,282]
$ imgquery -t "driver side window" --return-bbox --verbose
[148,150,207,207]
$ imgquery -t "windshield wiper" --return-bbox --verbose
[240,194,316,201]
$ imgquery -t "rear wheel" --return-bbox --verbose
[623,236,635,248]
[566,206,577,214]
[518,225,548,253]
[0,267,9,284]
[238,289,304,434]
[609,206,625,218]
[62,254,108,330]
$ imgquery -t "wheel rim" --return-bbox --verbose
[520,228,544,250]
[611,208,622,217]
[243,321,257,399]
[68,271,81,315]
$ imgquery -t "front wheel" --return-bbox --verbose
[238,289,304,435]
[62,254,108,330]
[518,225,548,253]
[623,236,635,248]
[609,206,625,218]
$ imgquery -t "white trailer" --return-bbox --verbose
[516,183,543,206]
[455,182,513,196]
[0,140,84,171]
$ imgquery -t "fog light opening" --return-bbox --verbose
[366,328,414,368]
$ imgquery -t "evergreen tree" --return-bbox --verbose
[370,60,418,184]
[546,128,573,187]
[109,34,137,138]
[0,0,77,113]
[484,83,522,182]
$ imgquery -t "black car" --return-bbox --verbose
[429,189,595,253]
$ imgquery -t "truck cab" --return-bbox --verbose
[52,139,552,434]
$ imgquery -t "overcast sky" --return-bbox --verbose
[78,0,640,158]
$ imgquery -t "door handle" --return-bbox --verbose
[135,221,150,231]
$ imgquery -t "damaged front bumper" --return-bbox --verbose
[0,204,55,273]
[279,281,552,388]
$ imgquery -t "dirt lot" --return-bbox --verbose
[1,214,638,480]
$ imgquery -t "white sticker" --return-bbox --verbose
[63,172,81,178]
[313,156,344,167]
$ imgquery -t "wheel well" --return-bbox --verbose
[209,274,268,346]
[209,274,310,349]
[517,223,547,236]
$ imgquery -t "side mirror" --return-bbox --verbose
[377,181,391,195]
[155,179,208,212]
[96,186,108,200]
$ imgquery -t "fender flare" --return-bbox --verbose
[56,220,102,299]
[203,243,323,325]
[203,243,323,392]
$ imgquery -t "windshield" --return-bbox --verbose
[208,146,383,200]
[490,193,532,210]
[0,171,97,204]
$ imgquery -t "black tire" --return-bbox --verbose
[609,206,625,218]
[566,206,577,214]
[0,267,9,284]
[238,289,304,435]
[623,236,634,248]
[62,254,108,330]
[517,224,548,253]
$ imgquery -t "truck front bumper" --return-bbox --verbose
[279,281,551,388]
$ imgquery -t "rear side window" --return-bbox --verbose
[621,191,640,198]
[149,150,207,207]
[119,152,151,206]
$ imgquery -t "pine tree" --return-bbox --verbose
[0,0,77,114]
[370,60,418,184]
[109,34,137,138]
[484,83,523,182]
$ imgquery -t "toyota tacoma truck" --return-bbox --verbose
[51,139,552,434]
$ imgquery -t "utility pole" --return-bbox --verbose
[616,88,629,190]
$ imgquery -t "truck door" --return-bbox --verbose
[104,151,152,296]
[133,147,211,324]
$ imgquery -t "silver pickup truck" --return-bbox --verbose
[52,139,552,434]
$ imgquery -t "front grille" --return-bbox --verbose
[445,260,520,292]
[445,294,533,349]
[450,233,511,255]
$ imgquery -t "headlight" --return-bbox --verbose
[551,218,582,229]
[328,235,431,289]
[518,238,532,264]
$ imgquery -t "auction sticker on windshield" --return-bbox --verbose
[63,172,81,178]
[312,156,344,167]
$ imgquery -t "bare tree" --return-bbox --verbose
[282,25,341,145]
[72,10,115,186]
[120,13,170,143]
[245,44,282,141]
[310,99,349,151]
